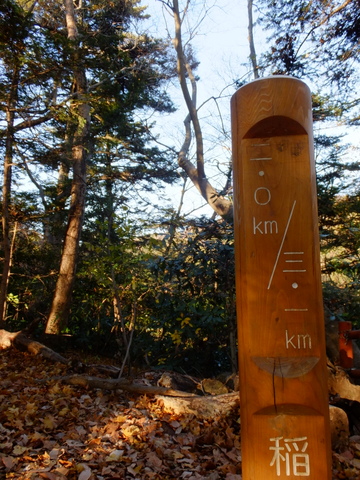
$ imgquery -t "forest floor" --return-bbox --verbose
[0,349,360,480]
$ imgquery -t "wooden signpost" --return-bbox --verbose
[231,77,332,479]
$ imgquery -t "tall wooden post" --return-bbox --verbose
[231,76,332,479]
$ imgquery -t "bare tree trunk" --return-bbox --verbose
[248,0,259,79]
[169,0,233,223]
[45,0,90,334]
[0,67,19,327]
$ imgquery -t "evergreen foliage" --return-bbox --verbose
[0,0,178,331]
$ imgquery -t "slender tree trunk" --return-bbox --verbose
[45,129,88,334]
[248,0,259,79]
[0,68,19,327]
[170,0,233,223]
[45,0,90,334]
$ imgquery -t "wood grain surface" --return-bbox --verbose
[231,76,332,479]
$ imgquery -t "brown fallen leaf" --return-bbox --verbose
[1,455,17,471]
[146,451,163,468]
[78,464,92,480]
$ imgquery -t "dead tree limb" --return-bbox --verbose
[58,374,197,398]
[0,329,69,364]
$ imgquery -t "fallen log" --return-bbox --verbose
[0,329,120,376]
[59,374,197,397]
[57,374,239,418]
[156,392,240,419]
[0,329,69,364]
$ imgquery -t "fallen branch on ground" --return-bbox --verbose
[0,329,69,364]
[58,374,197,397]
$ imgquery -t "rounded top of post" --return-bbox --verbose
[231,75,313,139]
[237,74,309,89]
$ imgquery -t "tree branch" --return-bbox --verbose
[169,0,233,222]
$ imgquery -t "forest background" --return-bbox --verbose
[0,0,359,377]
